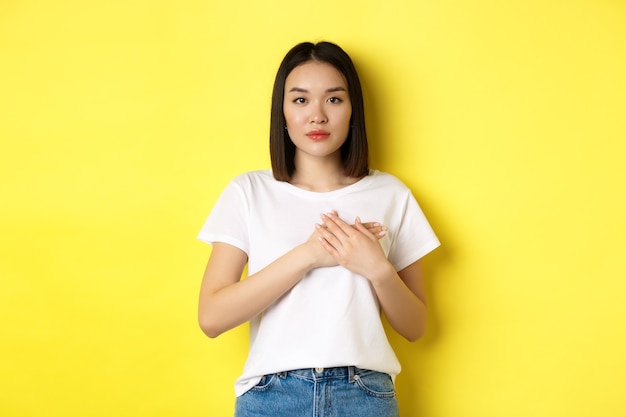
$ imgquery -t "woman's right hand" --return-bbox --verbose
[307,220,387,268]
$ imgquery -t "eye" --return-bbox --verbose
[293,97,306,104]
[328,97,343,104]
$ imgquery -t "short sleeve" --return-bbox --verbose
[197,178,250,255]
[387,191,440,272]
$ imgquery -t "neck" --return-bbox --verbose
[290,152,358,192]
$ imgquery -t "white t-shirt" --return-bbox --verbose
[198,170,440,396]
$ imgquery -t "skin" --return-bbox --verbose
[283,61,353,191]
[198,61,427,342]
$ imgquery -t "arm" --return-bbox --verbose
[368,260,427,342]
[198,237,320,338]
[198,222,388,338]
[317,212,427,342]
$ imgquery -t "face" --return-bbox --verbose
[283,61,352,162]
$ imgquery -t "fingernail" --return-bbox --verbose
[356,216,361,223]
[378,230,387,237]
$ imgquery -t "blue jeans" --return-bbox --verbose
[234,366,399,417]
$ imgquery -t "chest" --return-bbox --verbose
[246,190,396,272]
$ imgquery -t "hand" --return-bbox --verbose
[316,211,391,279]
[360,221,388,239]
[306,216,388,269]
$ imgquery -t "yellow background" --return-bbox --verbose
[1,0,625,416]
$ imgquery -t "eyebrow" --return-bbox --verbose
[287,86,347,93]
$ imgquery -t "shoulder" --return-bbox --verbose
[229,170,275,187]
[367,170,412,193]
[225,170,287,197]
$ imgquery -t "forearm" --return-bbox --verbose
[199,244,315,338]
[369,262,427,342]
[315,213,428,341]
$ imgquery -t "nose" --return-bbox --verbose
[310,103,327,124]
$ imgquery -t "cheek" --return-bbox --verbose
[340,109,352,129]
[283,107,302,126]
[341,103,352,120]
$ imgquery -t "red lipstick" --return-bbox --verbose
[306,129,330,141]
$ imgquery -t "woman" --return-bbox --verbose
[197,41,439,417]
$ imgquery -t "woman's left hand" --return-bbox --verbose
[316,211,391,280]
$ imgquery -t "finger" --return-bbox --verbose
[362,221,380,229]
[315,222,344,250]
[354,217,379,241]
[330,211,362,237]
[321,212,354,239]
[360,222,388,240]
[318,237,342,263]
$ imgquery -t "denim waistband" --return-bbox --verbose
[282,366,358,381]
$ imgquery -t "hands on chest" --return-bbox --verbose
[307,210,390,281]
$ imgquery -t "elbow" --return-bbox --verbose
[198,314,225,339]
[404,323,427,343]
[405,330,424,343]
[404,306,428,342]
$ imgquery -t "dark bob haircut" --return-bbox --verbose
[269,41,369,181]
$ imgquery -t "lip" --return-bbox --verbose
[306,130,330,141]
